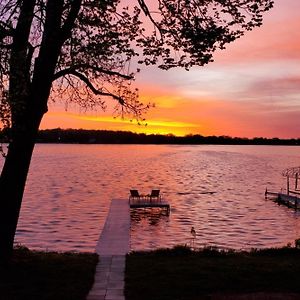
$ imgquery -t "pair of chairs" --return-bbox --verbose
[129,189,161,202]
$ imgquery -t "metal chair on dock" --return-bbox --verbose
[149,189,162,202]
[129,190,141,202]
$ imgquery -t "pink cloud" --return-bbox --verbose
[213,3,300,64]
[246,76,300,98]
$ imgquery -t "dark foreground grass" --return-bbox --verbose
[125,246,300,300]
[0,246,98,300]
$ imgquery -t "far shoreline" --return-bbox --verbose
[35,142,300,146]
[2,128,298,146]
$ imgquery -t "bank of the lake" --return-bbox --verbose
[0,246,98,300]
[125,246,300,300]
[3,246,300,300]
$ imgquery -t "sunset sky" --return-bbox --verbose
[41,0,300,138]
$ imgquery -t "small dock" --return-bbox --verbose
[265,166,300,211]
[265,189,300,210]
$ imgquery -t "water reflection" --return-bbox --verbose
[131,208,169,226]
[130,208,171,250]
[1,144,300,252]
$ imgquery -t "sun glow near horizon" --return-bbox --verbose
[41,111,204,137]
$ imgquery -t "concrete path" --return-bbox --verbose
[87,199,130,300]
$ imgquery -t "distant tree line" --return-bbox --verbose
[1,128,299,145]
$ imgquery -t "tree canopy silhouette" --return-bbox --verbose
[0,0,273,260]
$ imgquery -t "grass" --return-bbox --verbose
[0,245,98,300]
[125,245,300,300]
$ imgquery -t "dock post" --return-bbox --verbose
[265,188,268,199]
[296,173,299,190]
[287,176,290,195]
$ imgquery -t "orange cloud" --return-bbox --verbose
[41,89,300,139]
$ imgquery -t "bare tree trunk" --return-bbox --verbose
[0,115,42,261]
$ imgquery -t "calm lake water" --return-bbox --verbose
[2,144,300,252]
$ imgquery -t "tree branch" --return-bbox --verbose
[0,21,13,40]
[137,0,164,38]
[60,0,82,42]
[0,42,12,48]
[25,42,34,74]
[53,64,133,81]
[66,70,125,104]
[11,0,35,51]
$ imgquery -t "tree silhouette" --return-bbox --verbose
[0,0,273,260]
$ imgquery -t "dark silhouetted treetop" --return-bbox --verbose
[136,0,273,70]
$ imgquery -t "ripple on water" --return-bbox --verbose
[1,144,299,252]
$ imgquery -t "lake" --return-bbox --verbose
[2,144,300,252]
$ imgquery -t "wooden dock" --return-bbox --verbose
[265,189,300,210]
[88,197,170,300]
[265,166,300,210]
[96,199,130,255]
[95,197,171,255]
[88,199,130,300]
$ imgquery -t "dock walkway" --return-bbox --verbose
[265,190,300,210]
[87,199,130,300]
[87,197,170,300]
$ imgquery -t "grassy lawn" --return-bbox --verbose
[125,246,300,300]
[0,246,98,300]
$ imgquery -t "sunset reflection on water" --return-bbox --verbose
[2,144,300,252]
